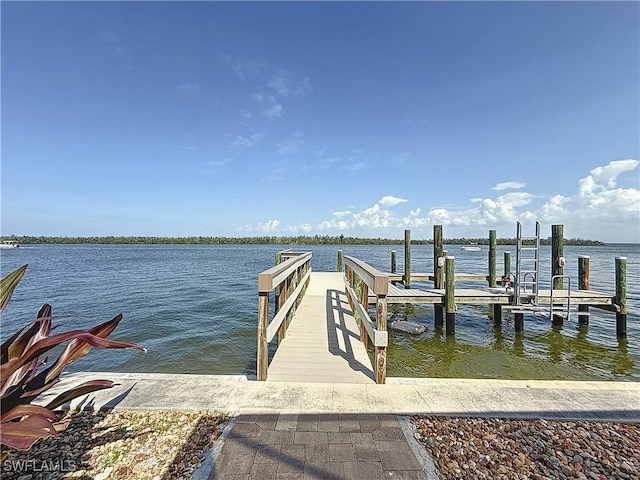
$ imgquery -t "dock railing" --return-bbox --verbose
[257,251,312,381]
[343,255,389,383]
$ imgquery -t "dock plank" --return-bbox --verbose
[267,272,374,384]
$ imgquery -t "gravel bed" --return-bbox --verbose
[1,410,228,480]
[411,416,639,479]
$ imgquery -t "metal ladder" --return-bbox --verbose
[514,221,540,306]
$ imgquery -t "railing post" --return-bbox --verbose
[360,282,369,347]
[337,250,343,272]
[445,256,455,336]
[578,255,590,325]
[616,257,627,338]
[257,292,269,381]
[404,229,411,288]
[375,293,387,384]
[278,277,288,343]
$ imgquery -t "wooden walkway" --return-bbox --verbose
[267,272,375,383]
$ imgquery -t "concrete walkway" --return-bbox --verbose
[45,373,639,480]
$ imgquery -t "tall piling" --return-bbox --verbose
[552,225,564,290]
[616,257,627,338]
[488,230,497,287]
[445,256,455,336]
[551,225,565,325]
[391,250,396,274]
[504,251,511,281]
[404,229,411,288]
[433,225,444,327]
[578,255,590,325]
[337,250,343,272]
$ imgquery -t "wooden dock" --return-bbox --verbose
[267,272,374,383]
[257,242,626,384]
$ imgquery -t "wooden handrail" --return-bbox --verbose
[257,252,312,381]
[343,255,388,384]
[258,252,312,292]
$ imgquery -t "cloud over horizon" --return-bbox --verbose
[243,159,640,242]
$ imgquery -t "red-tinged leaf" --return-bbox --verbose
[1,331,146,380]
[1,404,58,423]
[45,314,124,383]
[0,264,27,314]
[0,414,57,451]
[20,378,61,404]
[45,380,115,411]
[1,327,25,364]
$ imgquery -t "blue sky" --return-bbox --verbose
[2,2,639,242]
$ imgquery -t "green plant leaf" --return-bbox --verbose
[0,265,27,314]
[44,379,115,411]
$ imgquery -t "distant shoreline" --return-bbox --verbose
[0,235,608,246]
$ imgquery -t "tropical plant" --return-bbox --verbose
[1,264,146,456]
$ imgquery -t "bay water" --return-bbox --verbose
[1,243,638,381]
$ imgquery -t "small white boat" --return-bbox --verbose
[0,240,19,249]
[461,246,481,251]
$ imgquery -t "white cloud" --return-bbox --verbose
[230,132,265,149]
[281,159,639,242]
[277,132,304,155]
[268,69,312,97]
[344,161,368,173]
[379,196,408,207]
[263,104,283,120]
[492,181,526,191]
[256,219,280,232]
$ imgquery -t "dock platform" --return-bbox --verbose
[267,272,374,383]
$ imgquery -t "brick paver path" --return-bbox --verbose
[209,413,428,480]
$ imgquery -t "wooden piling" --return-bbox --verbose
[578,255,590,325]
[504,251,511,281]
[337,250,343,272]
[404,229,411,288]
[433,225,444,327]
[257,292,269,381]
[514,313,524,332]
[616,257,627,338]
[445,256,455,336]
[552,225,564,290]
[488,230,497,287]
[391,250,396,274]
[493,304,502,326]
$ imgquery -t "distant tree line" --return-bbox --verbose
[1,234,606,246]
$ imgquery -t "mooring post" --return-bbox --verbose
[551,225,565,326]
[578,255,590,325]
[552,225,564,290]
[391,250,396,273]
[257,292,269,381]
[337,250,343,272]
[493,304,502,326]
[615,257,627,338]
[445,256,455,336]
[504,251,511,282]
[404,229,411,288]
[489,230,497,287]
[433,225,444,327]
[514,313,524,332]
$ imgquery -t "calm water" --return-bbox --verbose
[1,243,638,381]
